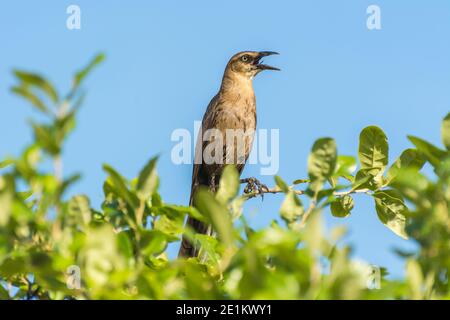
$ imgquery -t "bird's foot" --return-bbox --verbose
[240,177,269,199]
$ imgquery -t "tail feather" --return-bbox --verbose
[178,216,211,258]
[178,178,212,258]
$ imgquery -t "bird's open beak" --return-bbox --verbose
[255,51,280,71]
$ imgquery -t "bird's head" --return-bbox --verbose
[226,51,280,79]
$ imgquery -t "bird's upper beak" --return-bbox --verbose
[255,51,280,71]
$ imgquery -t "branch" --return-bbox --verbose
[243,185,304,199]
[241,180,372,226]
[242,183,370,200]
[334,188,371,196]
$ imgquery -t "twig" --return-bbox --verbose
[243,186,304,199]
[241,180,372,227]
[334,188,370,196]
[300,191,318,228]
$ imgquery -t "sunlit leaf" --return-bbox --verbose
[373,190,408,239]
[230,195,246,220]
[73,53,105,90]
[353,168,382,191]
[68,195,92,226]
[390,169,430,208]
[385,149,425,185]
[161,204,205,223]
[103,164,139,209]
[275,175,289,192]
[334,155,357,179]
[0,160,13,169]
[80,225,127,287]
[195,234,220,266]
[13,70,59,103]
[56,109,77,140]
[11,86,50,114]
[308,138,337,192]
[280,191,304,227]
[293,179,309,185]
[406,259,423,300]
[31,123,59,155]
[0,283,9,299]
[0,175,14,227]
[194,188,234,247]
[136,156,159,201]
[139,230,168,256]
[408,135,446,168]
[331,195,354,218]
[153,207,185,237]
[216,165,239,204]
[358,126,388,174]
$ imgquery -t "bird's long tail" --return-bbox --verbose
[178,184,213,258]
[178,216,211,258]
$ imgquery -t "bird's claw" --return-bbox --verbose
[241,177,269,200]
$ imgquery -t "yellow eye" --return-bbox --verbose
[241,55,249,62]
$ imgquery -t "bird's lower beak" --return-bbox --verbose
[255,51,280,71]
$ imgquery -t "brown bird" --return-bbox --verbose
[178,51,279,258]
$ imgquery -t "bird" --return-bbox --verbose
[178,51,279,258]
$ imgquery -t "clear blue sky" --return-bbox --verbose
[1,1,449,278]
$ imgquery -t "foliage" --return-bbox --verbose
[0,56,448,300]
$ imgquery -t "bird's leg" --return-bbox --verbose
[240,177,269,199]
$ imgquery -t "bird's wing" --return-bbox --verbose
[180,94,222,257]
[189,93,221,204]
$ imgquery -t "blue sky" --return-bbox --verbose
[1,1,449,278]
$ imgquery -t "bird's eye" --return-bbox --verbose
[241,55,249,62]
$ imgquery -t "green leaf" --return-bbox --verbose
[334,155,357,180]
[373,190,408,239]
[390,169,430,208]
[11,86,50,114]
[80,225,127,287]
[308,138,337,192]
[292,179,309,185]
[0,159,13,169]
[161,204,206,223]
[117,231,134,259]
[17,190,33,200]
[31,123,60,155]
[73,53,105,89]
[275,175,289,193]
[408,135,446,168]
[153,207,185,237]
[68,195,92,226]
[13,70,59,103]
[58,173,82,199]
[441,112,450,151]
[385,149,425,185]
[0,282,9,299]
[331,155,357,187]
[406,259,423,299]
[216,165,239,204]
[56,109,77,140]
[353,168,381,191]
[136,156,159,201]
[194,188,234,247]
[0,175,14,227]
[139,230,168,255]
[331,195,354,218]
[195,234,220,265]
[280,191,304,227]
[358,126,389,174]
[103,164,139,209]
[229,195,246,220]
